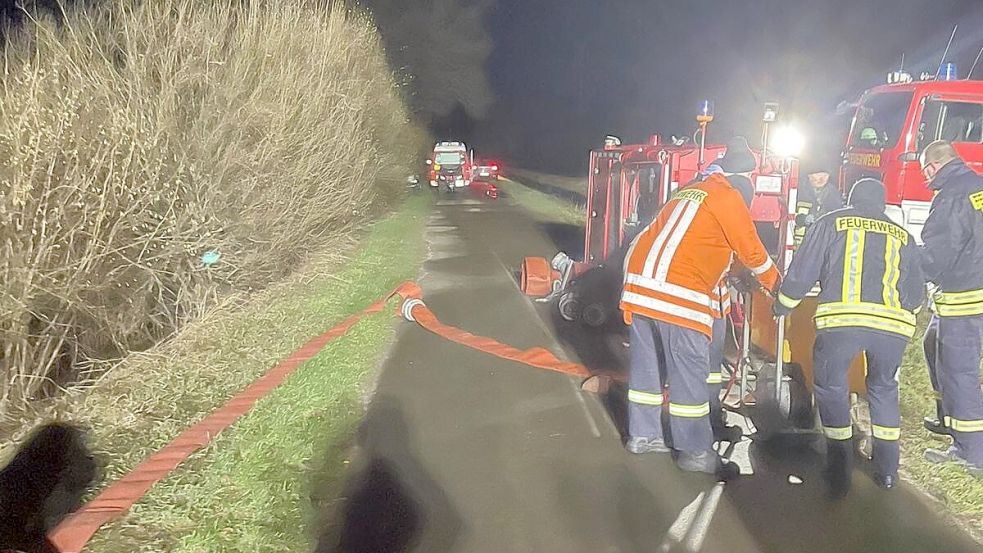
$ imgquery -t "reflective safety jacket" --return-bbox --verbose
[920,159,983,317]
[621,173,779,337]
[710,280,732,319]
[776,207,924,338]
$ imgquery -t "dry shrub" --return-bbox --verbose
[0,0,427,418]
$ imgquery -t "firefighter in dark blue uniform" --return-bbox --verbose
[773,178,924,493]
[793,158,845,248]
[918,140,983,475]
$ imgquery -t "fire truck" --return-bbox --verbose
[840,69,983,242]
[518,103,828,428]
[428,141,474,192]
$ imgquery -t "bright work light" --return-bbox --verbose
[771,125,805,158]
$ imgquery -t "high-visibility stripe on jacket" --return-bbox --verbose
[710,280,732,318]
[621,173,779,337]
[776,207,924,338]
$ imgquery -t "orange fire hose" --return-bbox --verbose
[47,282,595,552]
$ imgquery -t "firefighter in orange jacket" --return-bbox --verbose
[621,139,780,474]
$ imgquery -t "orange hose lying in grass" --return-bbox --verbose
[48,282,596,552]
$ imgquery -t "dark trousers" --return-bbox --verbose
[924,314,983,464]
[708,316,726,425]
[628,315,712,453]
[813,328,908,477]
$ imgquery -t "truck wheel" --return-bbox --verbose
[557,292,581,322]
[582,302,608,327]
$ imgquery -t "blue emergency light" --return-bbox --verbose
[940,62,958,81]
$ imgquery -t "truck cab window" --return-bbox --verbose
[919,100,983,148]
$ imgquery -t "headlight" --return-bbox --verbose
[771,125,805,158]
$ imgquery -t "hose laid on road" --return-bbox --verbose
[47,281,594,552]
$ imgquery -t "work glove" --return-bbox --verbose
[758,269,781,297]
[794,213,816,228]
[728,271,758,296]
[772,298,793,319]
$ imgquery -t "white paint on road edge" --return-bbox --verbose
[487,241,605,440]
[659,483,725,552]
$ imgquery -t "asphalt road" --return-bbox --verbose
[319,191,980,553]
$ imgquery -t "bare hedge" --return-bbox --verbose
[0,0,426,417]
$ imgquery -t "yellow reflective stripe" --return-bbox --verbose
[669,402,711,418]
[815,302,916,325]
[706,372,723,385]
[934,288,983,305]
[933,288,983,316]
[778,292,802,309]
[949,418,983,432]
[872,424,901,441]
[882,235,902,309]
[815,315,916,337]
[628,389,664,406]
[823,426,853,440]
[935,302,983,317]
[842,229,866,303]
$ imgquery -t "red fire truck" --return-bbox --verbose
[518,104,826,426]
[841,73,983,241]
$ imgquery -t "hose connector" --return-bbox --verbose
[401,298,425,322]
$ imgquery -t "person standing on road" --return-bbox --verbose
[793,158,844,249]
[621,138,780,474]
[918,140,983,475]
[773,178,923,494]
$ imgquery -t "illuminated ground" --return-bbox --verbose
[320,191,979,553]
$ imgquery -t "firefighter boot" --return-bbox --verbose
[873,474,897,490]
[824,439,853,500]
[711,415,742,443]
[923,401,953,436]
[924,446,983,477]
[626,436,670,455]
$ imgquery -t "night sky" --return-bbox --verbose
[455,0,983,173]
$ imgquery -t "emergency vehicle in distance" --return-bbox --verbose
[841,66,983,242]
[428,141,474,192]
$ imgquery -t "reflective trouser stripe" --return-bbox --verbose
[945,417,983,432]
[872,424,901,441]
[628,389,664,406]
[823,425,853,440]
[706,372,723,385]
[669,402,710,418]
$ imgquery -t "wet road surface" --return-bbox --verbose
[318,192,981,553]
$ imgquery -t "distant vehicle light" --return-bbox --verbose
[770,125,805,158]
[491,165,499,171]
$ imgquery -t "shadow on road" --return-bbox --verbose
[314,397,462,553]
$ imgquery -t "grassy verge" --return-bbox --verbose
[43,194,430,552]
[497,178,585,226]
[898,316,983,539]
[509,168,588,195]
